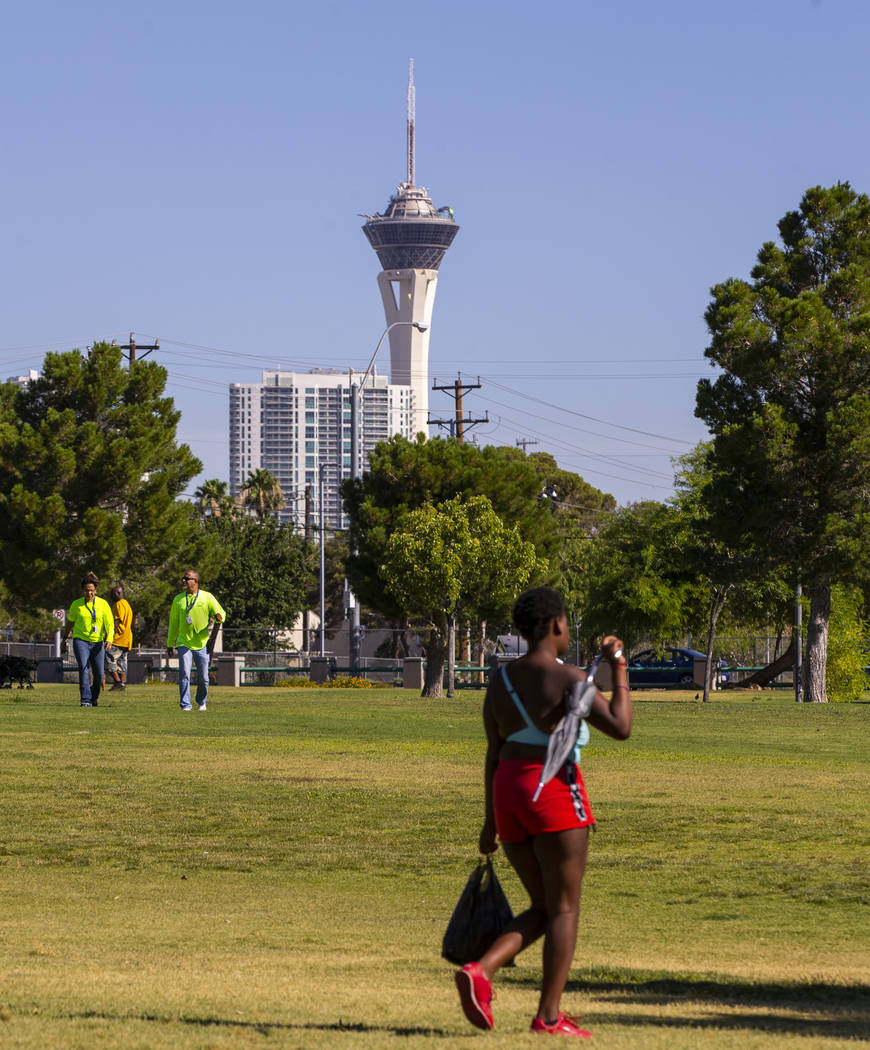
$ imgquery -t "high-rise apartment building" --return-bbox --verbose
[229,369,415,529]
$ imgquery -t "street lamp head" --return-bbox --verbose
[411,322,428,332]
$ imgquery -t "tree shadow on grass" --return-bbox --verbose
[72,1011,459,1038]
[504,970,870,1041]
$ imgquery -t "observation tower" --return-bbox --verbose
[361,60,459,434]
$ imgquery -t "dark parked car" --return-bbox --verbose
[627,648,705,687]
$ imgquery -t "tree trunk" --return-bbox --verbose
[390,620,411,660]
[447,614,456,698]
[702,584,732,703]
[728,638,794,688]
[460,620,471,663]
[474,621,487,666]
[804,578,831,703]
[422,628,446,698]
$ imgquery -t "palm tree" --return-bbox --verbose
[194,479,233,518]
[240,469,285,519]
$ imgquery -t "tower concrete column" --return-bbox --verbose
[377,267,438,433]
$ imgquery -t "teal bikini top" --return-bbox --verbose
[501,664,589,764]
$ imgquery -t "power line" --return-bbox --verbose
[483,413,673,489]
[483,400,675,479]
[481,392,686,453]
[485,379,694,445]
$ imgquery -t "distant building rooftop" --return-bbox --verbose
[6,369,39,389]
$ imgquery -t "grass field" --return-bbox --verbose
[0,684,868,1049]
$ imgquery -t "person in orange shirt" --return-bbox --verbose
[106,585,133,691]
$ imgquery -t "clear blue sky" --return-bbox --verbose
[2,0,867,506]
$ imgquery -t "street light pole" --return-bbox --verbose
[319,462,329,659]
[794,579,802,703]
[348,320,428,670]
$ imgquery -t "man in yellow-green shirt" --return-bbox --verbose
[167,569,225,711]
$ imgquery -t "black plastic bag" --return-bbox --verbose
[442,857,514,965]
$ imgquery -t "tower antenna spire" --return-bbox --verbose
[407,58,415,186]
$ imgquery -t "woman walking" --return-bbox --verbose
[61,572,115,707]
[455,586,632,1037]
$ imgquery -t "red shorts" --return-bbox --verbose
[493,759,595,844]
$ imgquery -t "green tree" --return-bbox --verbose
[194,479,236,518]
[205,514,309,651]
[697,183,870,701]
[527,450,617,531]
[382,494,544,696]
[580,501,699,653]
[672,444,791,701]
[240,468,285,519]
[0,343,220,628]
[342,435,612,620]
[528,451,615,654]
[0,579,51,641]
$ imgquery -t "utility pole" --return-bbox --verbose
[430,375,488,442]
[120,332,159,367]
[516,437,539,454]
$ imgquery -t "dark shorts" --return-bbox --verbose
[493,759,595,844]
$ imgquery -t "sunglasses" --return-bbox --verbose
[181,576,196,582]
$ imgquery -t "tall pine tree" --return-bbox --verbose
[0,343,222,627]
[697,183,870,701]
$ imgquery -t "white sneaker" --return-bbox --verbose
[197,704,207,711]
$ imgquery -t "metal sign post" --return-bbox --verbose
[52,608,65,657]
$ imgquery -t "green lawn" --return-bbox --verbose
[0,684,868,1049]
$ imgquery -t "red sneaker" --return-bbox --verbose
[530,1012,591,1037]
[455,962,494,1030]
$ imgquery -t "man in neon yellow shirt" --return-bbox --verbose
[167,569,225,711]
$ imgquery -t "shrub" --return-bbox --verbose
[275,675,382,689]
[826,585,869,703]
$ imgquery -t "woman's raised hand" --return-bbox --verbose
[602,636,625,663]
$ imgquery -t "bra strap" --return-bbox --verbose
[500,665,537,732]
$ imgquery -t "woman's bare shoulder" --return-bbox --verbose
[552,661,586,687]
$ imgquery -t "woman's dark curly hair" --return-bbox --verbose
[81,571,99,588]
[512,586,566,642]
